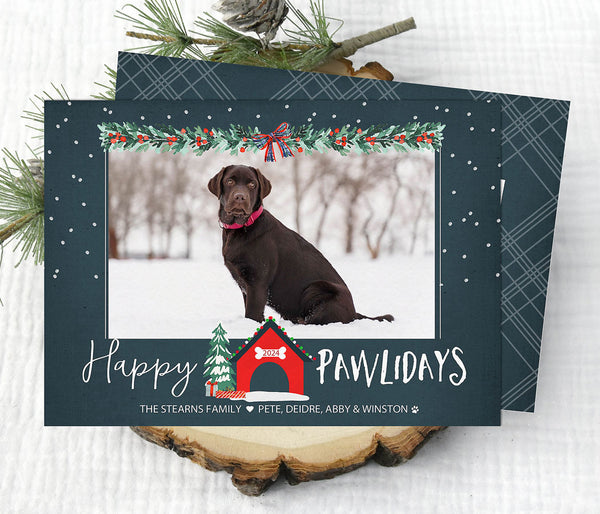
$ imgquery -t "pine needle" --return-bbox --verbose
[0,149,44,266]
[92,65,117,100]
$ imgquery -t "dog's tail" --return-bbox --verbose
[355,312,394,322]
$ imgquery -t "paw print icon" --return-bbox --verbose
[411,405,419,414]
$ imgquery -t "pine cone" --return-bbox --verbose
[213,0,289,44]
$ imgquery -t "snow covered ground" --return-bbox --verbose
[108,250,435,340]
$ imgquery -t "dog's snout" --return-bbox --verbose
[233,191,246,202]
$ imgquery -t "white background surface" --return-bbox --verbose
[1,0,598,512]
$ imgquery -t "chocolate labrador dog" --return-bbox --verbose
[208,164,394,325]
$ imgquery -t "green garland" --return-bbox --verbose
[99,121,444,161]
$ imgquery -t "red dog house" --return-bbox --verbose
[229,318,315,395]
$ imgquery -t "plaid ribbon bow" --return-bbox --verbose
[252,122,294,162]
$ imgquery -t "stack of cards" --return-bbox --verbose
[43,52,569,426]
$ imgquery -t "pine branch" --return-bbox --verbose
[92,65,117,100]
[0,150,44,266]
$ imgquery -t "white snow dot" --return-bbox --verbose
[93,274,99,279]
[103,107,107,112]
[184,109,189,114]
[451,190,456,195]
[474,221,479,226]
[92,222,97,227]
[491,185,496,190]
[362,102,367,106]
[78,178,83,183]
[468,211,473,215]
[54,196,59,201]
[53,274,57,279]
[71,174,76,179]
[140,116,145,120]
[486,243,491,247]
[496,272,500,277]
[256,114,260,119]
[461,218,466,222]
[442,249,447,253]
[356,119,361,123]
[450,153,455,158]
[108,110,112,115]
[88,154,93,158]
[491,128,496,132]
[307,118,312,122]
[332,114,337,118]
[208,115,212,119]
[467,160,472,165]
[67,101,71,106]
[74,140,78,145]
[63,118,68,122]
[497,218,501,223]
[85,250,90,255]
[467,112,471,116]
[473,166,478,171]
[464,278,469,283]
[227,107,231,112]
[487,99,492,103]
[68,228,73,233]
[312,112,316,116]
[47,150,52,155]
[56,124,60,129]
[435,106,439,110]
[60,240,65,245]
[448,222,453,226]
[469,127,474,131]
[444,108,449,113]
[55,269,59,273]
[462,254,467,259]
[285,104,289,109]
[82,202,87,207]
[413,115,418,120]
[167,114,171,119]
[49,216,54,221]
[498,163,502,168]
[440,282,444,286]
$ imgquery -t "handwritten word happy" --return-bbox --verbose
[81,339,197,397]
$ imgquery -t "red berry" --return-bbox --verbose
[394,135,400,140]
[209,131,214,136]
[108,133,114,137]
[120,136,126,142]
[295,137,300,142]
[196,142,201,146]
[400,134,406,139]
[426,139,433,144]
[342,136,346,141]
[116,133,120,137]
[334,128,340,133]
[400,140,405,144]
[370,141,375,146]
[240,147,245,153]
[298,148,303,152]
[181,128,186,133]
[168,142,173,146]
[335,139,340,144]
[357,128,362,134]
[243,137,247,141]
[110,138,116,144]
[202,140,207,144]
[144,135,149,141]
[429,133,434,137]
[417,136,423,142]
[329,131,334,136]
[342,142,346,146]
[203,128,208,133]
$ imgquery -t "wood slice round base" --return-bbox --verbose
[132,425,444,495]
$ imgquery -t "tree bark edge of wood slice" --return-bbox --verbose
[131,425,445,495]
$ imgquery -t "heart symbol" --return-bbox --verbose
[246,406,254,412]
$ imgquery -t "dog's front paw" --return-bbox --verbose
[246,312,265,323]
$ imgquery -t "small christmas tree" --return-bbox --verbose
[204,323,236,392]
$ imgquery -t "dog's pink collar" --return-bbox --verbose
[221,206,264,229]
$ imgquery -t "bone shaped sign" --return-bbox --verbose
[255,346,287,360]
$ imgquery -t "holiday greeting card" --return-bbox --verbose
[115,52,570,412]
[44,98,501,426]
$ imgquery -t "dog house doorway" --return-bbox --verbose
[249,362,290,392]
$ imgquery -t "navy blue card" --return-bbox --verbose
[115,52,570,411]
[44,98,501,426]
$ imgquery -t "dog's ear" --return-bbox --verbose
[207,166,229,197]
[252,167,272,201]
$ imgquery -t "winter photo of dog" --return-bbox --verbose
[108,149,435,339]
